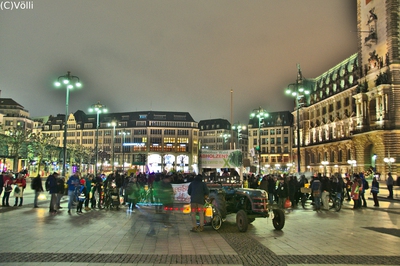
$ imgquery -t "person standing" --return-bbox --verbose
[32,174,44,208]
[158,175,174,227]
[386,172,394,199]
[371,177,380,207]
[277,177,289,210]
[0,172,4,204]
[56,176,65,209]
[84,174,93,211]
[2,173,13,207]
[66,172,80,214]
[311,175,321,211]
[320,175,331,211]
[46,172,59,213]
[351,176,360,210]
[13,173,26,206]
[187,174,209,232]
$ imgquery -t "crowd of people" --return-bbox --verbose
[245,170,397,211]
[0,169,398,227]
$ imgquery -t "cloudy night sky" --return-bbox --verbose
[0,0,358,124]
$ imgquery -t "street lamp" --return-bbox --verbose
[384,154,395,172]
[250,107,269,175]
[321,161,329,176]
[232,123,246,150]
[119,131,130,173]
[285,64,310,173]
[220,133,231,150]
[107,120,118,173]
[89,101,107,176]
[54,71,82,177]
[347,159,357,176]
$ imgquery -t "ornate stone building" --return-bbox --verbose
[294,0,399,178]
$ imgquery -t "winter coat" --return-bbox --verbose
[187,175,209,204]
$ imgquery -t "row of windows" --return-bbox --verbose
[310,97,351,119]
[252,128,290,136]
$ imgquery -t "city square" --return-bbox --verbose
[2,1,400,265]
[0,182,399,266]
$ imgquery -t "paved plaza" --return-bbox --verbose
[0,182,399,266]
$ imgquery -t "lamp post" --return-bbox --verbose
[285,64,309,173]
[89,101,107,177]
[119,131,130,173]
[347,159,357,176]
[384,153,395,173]
[232,123,246,150]
[107,120,118,173]
[250,107,269,175]
[220,133,231,150]
[321,161,329,176]
[54,71,82,177]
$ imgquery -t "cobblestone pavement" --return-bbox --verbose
[0,184,399,266]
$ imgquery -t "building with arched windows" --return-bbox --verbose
[291,0,399,179]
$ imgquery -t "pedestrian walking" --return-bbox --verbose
[31,174,44,208]
[158,175,174,227]
[56,176,65,209]
[386,172,394,199]
[371,177,379,207]
[187,174,209,232]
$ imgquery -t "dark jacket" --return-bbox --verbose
[32,175,44,192]
[277,180,289,199]
[47,174,59,194]
[187,175,209,204]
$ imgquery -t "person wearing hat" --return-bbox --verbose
[187,174,209,232]
[46,172,59,213]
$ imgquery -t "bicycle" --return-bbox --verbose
[328,191,341,212]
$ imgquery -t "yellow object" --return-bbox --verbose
[144,184,148,191]
[304,183,310,188]
[183,204,191,214]
[205,206,213,217]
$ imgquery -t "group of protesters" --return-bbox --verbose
[247,170,394,211]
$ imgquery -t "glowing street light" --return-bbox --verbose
[250,107,269,175]
[107,120,118,173]
[321,161,329,176]
[220,133,231,150]
[89,101,107,176]
[347,159,357,176]
[232,123,246,150]
[54,71,82,176]
[384,155,395,172]
[119,131,130,173]
[284,64,310,173]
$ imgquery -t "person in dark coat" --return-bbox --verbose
[47,172,59,214]
[277,177,289,209]
[187,174,209,232]
[32,174,44,208]
[288,176,297,208]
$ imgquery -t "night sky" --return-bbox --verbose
[0,0,357,124]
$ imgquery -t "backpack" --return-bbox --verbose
[31,179,36,190]
[45,177,51,191]
[363,179,369,190]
